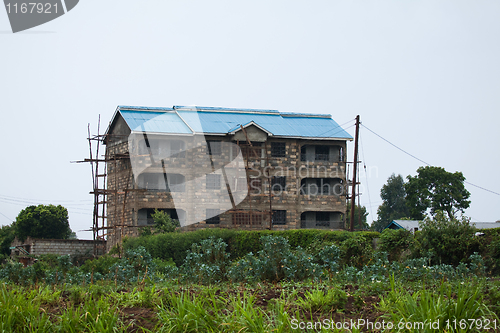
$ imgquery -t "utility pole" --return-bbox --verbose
[350,115,360,232]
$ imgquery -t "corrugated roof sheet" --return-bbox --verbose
[121,110,192,134]
[385,220,420,230]
[113,105,353,139]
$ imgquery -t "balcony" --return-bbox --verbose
[300,211,344,229]
[300,145,344,163]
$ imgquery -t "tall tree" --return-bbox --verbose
[0,224,15,256]
[372,174,409,232]
[14,204,73,241]
[405,166,470,220]
[346,201,369,230]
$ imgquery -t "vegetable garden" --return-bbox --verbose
[2,226,500,332]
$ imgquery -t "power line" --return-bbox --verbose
[0,194,92,204]
[312,118,356,138]
[0,212,12,222]
[361,124,500,196]
[361,124,432,166]
[359,131,375,224]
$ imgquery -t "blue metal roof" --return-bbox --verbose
[113,106,353,139]
[120,110,192,134]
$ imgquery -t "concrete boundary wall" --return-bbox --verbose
[11,237,106,257]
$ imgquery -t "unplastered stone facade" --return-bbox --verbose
[10,237,105,257]
[102,106,352,252]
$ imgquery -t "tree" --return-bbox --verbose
[139,209,180,236]
[372,174,410,232]
[405,166,470,220]
[14,205,73,241]
[0,224,15,256]
[346,201,369,230]
[415,211,479,266]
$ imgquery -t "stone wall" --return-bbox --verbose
[11,237,105,257]
[104,130,349,251]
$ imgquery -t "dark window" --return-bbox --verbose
[271,176,286,193]
[206,209,220,224]
[207,140,222,156]
[138,173,167,191]
[315,146,329,161]
[316,212,330,227]
[271,142,286,157]
[168,174,185,192]
[317,178,330,195]
[300,145,307,161]
[272,210,287,225]
[241,143,262,159]
[232,212,262,225]
[206,174,221,189]
[170,140,185,158]
[142,208,178,225]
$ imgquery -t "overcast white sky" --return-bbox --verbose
[1,0,499,239]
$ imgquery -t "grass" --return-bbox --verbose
[0,276,499,332]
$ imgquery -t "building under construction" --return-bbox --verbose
[88,105,353,252]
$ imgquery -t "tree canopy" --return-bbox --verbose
[372,173,409,232]
[14,204,73,241]
[139,209,180,236]
[405,166,470,220]
[0,225,15,256]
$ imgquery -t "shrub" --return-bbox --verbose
[182,237,230,284]
[378,228,413,262]
[229,235,320,283]
[317,244,341,273]
[123,229,378,267]
[108,246,156,283]
[415,211,480,266]
[80,255,120,276]
[340,234,373,268]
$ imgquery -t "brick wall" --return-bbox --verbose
[105,132,349,251]
[11,237,106,257]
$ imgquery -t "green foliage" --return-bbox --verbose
[380,276,494,333]
[108,246,155,283]
[229,235,320,283]
[182,237,230,284]
[140,209,180,236]
[373,173,409,232]
[340,233,373,268]
[317,244,341,272]
[415,211,480,266]
[346,200,369,230]
[123,228,379,267]
[405,166,471,220]
[80,255,120,276]
[297,287,348,312]
[0,225,15,256]
[124,228,238,266]
[378,228,413,261]
[14,204,73,241]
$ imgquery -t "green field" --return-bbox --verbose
[2,229,500,332]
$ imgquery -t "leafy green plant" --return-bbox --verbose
[415,211,480,266]
[181,237,230,284]
[297,287,347,312]
[229,235,320,283]
[378,228,413,261]
[340,234,373,268]
[317,244,341,273]
[380,275,495,333]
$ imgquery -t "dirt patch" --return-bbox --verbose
[121,307,158,332]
